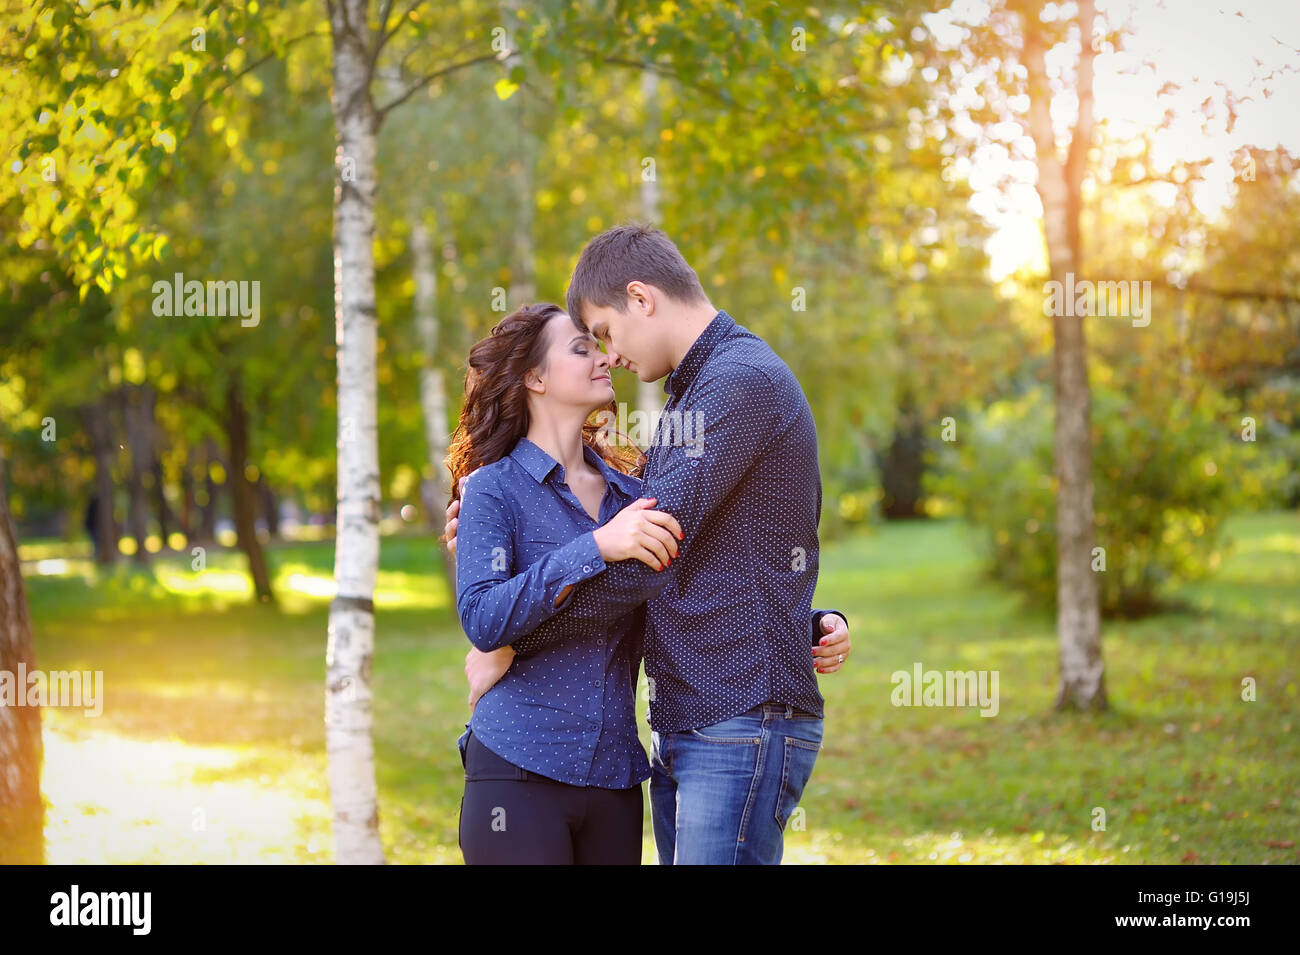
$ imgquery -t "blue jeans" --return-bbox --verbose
[649,702,824,865]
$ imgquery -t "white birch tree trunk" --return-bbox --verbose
[410,210,455,587]
[637,68,664,434]
[326,0,385,864]
[506,0,536,306]
[1021,0,1106,710]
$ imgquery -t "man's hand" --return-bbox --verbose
[812,613,851,674]
[442,476,468,555]
[466,645,515,711]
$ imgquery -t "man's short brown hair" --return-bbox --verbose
[566,223,708,327]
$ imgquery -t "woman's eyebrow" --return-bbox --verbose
[569,335,593,346]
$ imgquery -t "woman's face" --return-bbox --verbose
[530,312,614,413]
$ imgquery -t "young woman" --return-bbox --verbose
[445,302,681,865]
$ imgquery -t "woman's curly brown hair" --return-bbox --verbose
[444,303,646,509]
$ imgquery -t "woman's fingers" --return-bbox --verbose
[637,529,672,567]
[813,618,850,673]
[641,508,684,542]
[630,543,664,570]
[443,498,460,551]
[641,521,678,560]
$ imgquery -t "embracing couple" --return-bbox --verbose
[441,224,853,865]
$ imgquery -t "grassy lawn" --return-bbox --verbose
[9,510,1299,864]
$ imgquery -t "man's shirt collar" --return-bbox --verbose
[664,310,734,400]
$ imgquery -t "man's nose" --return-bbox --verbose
[607,346,626,368]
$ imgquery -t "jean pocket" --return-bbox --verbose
[775,736,821,831]
[688,714,762,744]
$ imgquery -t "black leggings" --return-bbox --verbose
[458,731,643,864]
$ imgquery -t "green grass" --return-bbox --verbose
[8,511,1299,864]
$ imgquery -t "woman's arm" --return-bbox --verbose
[455,474,609,652]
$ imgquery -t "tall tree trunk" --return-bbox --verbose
[411,208,457,594]
[1021,0,1106,710]
[0,445,44,863]
[636,68,665,431]
[224,375,275,604]
[142,386,177,548]
[180,444,197,542]
[82,399,118,565]
[152,458,173,548]
[122,386,153,567]
[506,0,536,307]
[199,437,220,544]
[878,393,926,520]
[327,0,384,865]
[258,477,280,540]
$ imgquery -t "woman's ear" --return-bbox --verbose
[523,366,545,395]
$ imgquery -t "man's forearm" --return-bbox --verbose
[552,549,678,628]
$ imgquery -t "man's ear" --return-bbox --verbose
[626,281,655,317]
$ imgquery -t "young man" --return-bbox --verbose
[449,224,852,864]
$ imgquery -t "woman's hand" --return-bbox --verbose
[466,645,515,712]
[592,497,683,570]
[812,614,851,674]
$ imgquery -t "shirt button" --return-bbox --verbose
[582,565,591,573]
[596,639,604,646]
[592,680,600,688]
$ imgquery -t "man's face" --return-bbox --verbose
[583,301,672,382]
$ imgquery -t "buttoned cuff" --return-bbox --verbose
[811,608,848,645]
[549,532,606,609]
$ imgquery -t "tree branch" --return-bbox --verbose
[378,0,428,51]
[576,50,737,108]
[375,50,507,118]
[187,29,330,126]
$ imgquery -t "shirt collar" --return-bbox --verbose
[664,310,734,399]
[509,435,642,497]
[509,436,561,484]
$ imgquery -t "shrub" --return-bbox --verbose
[928,383,1250,617]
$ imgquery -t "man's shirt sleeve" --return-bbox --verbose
[455,473,607,651]
[550,360,782,628]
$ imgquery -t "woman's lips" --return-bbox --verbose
[593,374,611,383]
